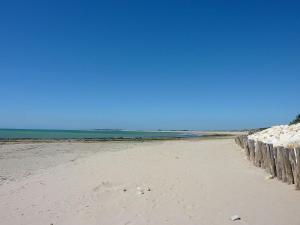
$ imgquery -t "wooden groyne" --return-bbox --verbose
[235,135,300,190]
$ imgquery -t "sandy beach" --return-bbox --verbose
[1,138,300,225]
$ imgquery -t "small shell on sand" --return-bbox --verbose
[230,215,241,221]
[265,175,274,180]
[137,190,144,195]
[136,187,144,195]
[136,186,151,195]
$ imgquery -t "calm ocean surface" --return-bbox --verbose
[0,129,199,140]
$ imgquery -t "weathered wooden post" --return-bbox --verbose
[248,139,256,164]
[289,149,297,186]
[295,147,300,190]
[238,136,244,148]
[278,147,288,183]
[243,138,250,160]
[267,144,276,177]
[276,146,284,181]
[241,136,245,148]
[273,146,278,177]
[235,137,240,147]
[265,143,273,174]
[282,148,294,184]
[261,143,268,170]
[235,138,239,147]
[255,141,263,167]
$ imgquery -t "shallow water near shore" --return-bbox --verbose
[0,129,199,140]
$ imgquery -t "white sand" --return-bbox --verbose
[249,123,300,148]
[1,139,300,225]
[0,141,146,184]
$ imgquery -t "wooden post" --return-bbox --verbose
[277,147,288,182]
[261,143,268,170]
[241,136,245,148]
[264,143,271,173]
[280,147,287,183]
[235,137,240,147]
[267,144,276,177]
[295,148,300,190]
[241,136,247,149]
[282,148,294,184]
[243,138,250,160]
[248,139,255,164]
[255,141,263,167]
[273,146,278,177]
[276,146,283,181]
[235,136,244,148]
[238,136,244,148]
[289,149,297,186]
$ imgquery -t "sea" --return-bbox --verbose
[0,129,199,140]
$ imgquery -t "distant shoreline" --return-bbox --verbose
[0,129,244,143]
[0,133,237,144]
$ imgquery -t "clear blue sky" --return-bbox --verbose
[0,0,299,130]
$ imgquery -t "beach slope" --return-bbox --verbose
[1,139,300,225]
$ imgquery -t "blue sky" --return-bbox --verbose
[0,0,299,130]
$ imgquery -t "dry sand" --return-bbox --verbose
[1,138,300,225]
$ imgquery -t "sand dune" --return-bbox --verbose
[249,123,300,148]
[1,139,300,225]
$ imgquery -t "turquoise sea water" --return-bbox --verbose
[0,129,198,140]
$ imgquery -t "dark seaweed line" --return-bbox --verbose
[0,136,195,142]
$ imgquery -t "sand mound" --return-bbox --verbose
[248,123,300,148]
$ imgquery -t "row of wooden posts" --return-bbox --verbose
[235,135,300,190]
